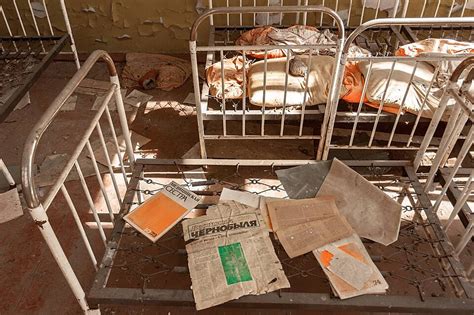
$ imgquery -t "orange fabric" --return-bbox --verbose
[341,63,367,104]
[395,38,474,57]
[235,26,284,59]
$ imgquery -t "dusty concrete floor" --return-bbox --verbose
[0,59,471,315]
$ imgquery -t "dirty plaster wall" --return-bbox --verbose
[0,0,465,54]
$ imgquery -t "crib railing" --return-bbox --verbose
[0,0,79,68]
[190,5,345,159]
[21,50,135,314]
[423,57,473,275]
[207,0,473,28]
[321,17,474,162]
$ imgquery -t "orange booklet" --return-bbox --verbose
[124,181,201,242]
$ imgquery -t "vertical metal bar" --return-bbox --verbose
[299,50,313,136]
[239,0,243,26]
[296,0,301,24]
[279,0,284,25]
[368,61,396,147]
[29,205,91,312]
[392,0,400,18]
[226,0,230,25]
[74,161,107,245]
[454,222,473,256]
[109,75,135,166]
[349,61,373,147]
[60,0,80,69]
[242,52,247,136]
[407,65,440,147]
[360,0,367,25]
[0,7,17,51]
[261,49,268,136]
[13,0,27,36]
[347,0,353,27]
[445,172,473,231]
[96,122,122,204]
[60,185,98,270]
[432,126,473,212]
[209,0,214,25]
[42,0,54,36]
[190,42,207,158]
[86,140,115,223]
[333,0,339,26]
[220,50,227,136]
[303,0,308,25]
[253,0,256,26]
[28,0,45,52]
[0,159,15,186]
[387,62,419,147]
[320,0,325,26]
[414,89,451,170]
[267,0,270,25]
[280,50,291,137]
[104,106,129,185]
[374,0,381,19]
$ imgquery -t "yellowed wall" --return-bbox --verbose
[0,0,466,54]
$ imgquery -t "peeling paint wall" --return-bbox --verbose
[0,0,467,54]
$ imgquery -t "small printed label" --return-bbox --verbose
[218,242,253,285]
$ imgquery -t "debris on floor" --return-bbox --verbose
[265,196,354,258]
[121,53,191,91]
[314,233,388,299]
[75,78,112,96]
[183,92,196,105]
[0,187,23,223]
[88,131,151,167]
[124,181,201,242]
[183,200,290,310]
[13,92,30,111]
[91,88,127,111]
[123,89,153,108]
[276,158,402,245]
[35,153,108,188]
[60,95,77,111]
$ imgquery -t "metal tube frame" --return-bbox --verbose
[190,5,345,159]
[322,17,474,162]
[21,50,135,314]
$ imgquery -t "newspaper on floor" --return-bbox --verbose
[219,188,275,230]
[265,196,353,258]
[183,200,290,310]
[276,158,402,245]
[124,181,201,242]
[313,233,388,299]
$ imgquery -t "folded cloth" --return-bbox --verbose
[248,55,348,107]
[358,60,452,118]
[206,56,249,99]
[236,25,371,59]
[395,38,474,88]
[276,158,402,246]
[121,53,191,91]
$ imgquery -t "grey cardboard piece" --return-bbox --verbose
[275,160,331,199]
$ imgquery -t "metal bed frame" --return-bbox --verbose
[0,0,79,122]
[21,51,473,313]
[191,3,473,160]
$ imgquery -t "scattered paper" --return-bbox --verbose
[75,79,112,96]
[276,159,402,246]
[0,188,23,223]
[183,93,196,105]
[184,200,289,310]
[14,92,30,111]
[124,181,201,242]
[91,88,127,111]
[60,95,77,111]
[314,234,388,299]
[266,196,353,258]
[123,89,153,108]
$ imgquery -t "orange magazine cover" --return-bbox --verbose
[124,181,201,242]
